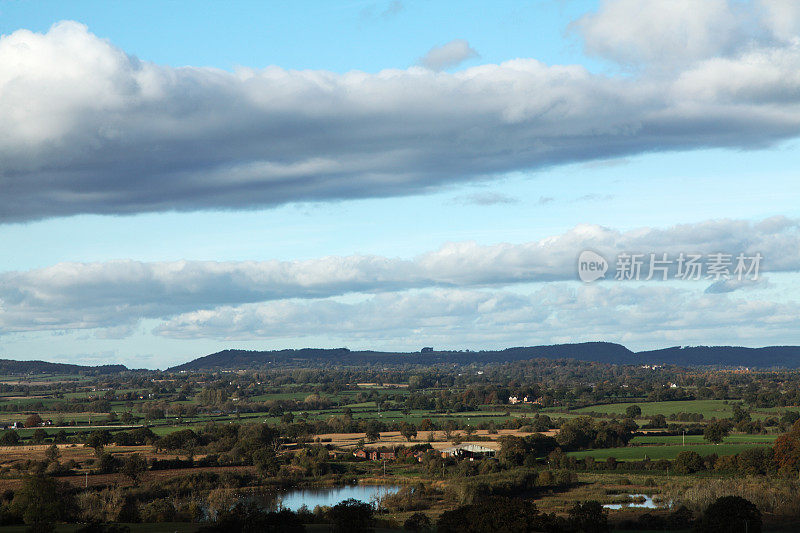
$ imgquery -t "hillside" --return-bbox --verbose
[636,345,800,367]
[0,358,128,375]
[168,342,800,371]
[6,344,798,374]
[169,342,634,371]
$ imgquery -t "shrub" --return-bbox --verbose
[404,512,432,531]
[10,475,76,529]
[674,450,704,474]
[437,496,561,533]
[199,501,305,533]
[568,500,610,533]
[138,499,176,523]
[328,499,373,533]
[0,431,20,446]
[695,496,761,533]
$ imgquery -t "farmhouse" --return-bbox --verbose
[369,449,396,461]
[440,443,496,460]
[353,448,396,461]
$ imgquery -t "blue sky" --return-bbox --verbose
[0,1,595,72]
[1,0,800,368]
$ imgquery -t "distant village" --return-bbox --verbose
[352,443,496,462]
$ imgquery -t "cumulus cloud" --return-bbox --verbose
[1,14,800,221]
[418,38,480,70]
[573,0,744,67]
[758,0,800,42]
[0,217,797,335]
[153,284,800,348]
[573,0,800,70]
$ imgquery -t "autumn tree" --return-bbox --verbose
[365,421,381,443]
[45,444,60,464]
[0,430,19,446]
[625,405,642,418]
[121,453,148,484]
[773,419,800,473]
[32,429,47,444]
[673,450,704,474]
[10,475,76,530]
[25,413,43,428]
[400,422,418,442]
[704,421,730,445]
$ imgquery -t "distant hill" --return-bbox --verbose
[636,345,800,368]
[168,342,634,371]
[167,342,800,371]
[0,359,128,375]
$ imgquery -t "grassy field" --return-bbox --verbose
[0,375,87,383]
[568,399,793,421]
[572,399,733,417]
[631,433,777,445]
[568,443,771,461]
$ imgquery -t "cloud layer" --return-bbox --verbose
[153,284,800,348]
[1,218,797,336]
[2,4,800,221]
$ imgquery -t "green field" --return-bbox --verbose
[568,443,771,461]
[250,391,323,402]
[569,399,792,420]
[0,374,86,383]
[572,399,732,417]
[631,434,777,445]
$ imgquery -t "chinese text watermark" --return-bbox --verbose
[578,251,762,283]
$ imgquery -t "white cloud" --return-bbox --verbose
[152,284,800,348]
[573,0,743,67]
[573,0,800,71]
[757,0,800,43]
[0,217,797,335]
[2,18,800,221]
[418,39,479,71]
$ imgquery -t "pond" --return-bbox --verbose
[278,485,401,511]
[603,493,666,510]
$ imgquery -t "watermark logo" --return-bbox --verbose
[578,250,608,282]
[577,251,762,282]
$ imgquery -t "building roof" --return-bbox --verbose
[441,443,495,454]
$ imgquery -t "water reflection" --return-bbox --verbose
[278,485,400,511]
[603,493,664,510]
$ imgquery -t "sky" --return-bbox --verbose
[1,0,800,369]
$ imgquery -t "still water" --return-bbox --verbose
[278,485,401,511]
[603,493,663,510]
